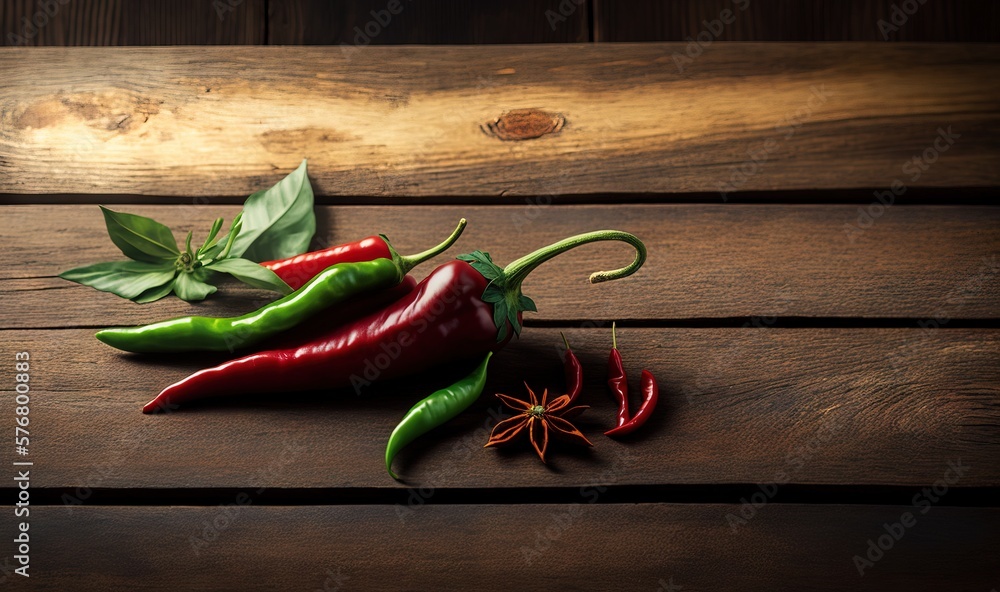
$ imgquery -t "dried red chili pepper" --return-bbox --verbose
[560,333,583,404]
[606,322,630,427]
[603,322,659,437]
[604,370,658,437]
[142,230,646,413]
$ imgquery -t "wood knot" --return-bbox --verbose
[482,109,564,141]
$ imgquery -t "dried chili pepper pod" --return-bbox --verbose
[604,323,659,437]
[97,219,466,353]
[606,322,630,427]
[605,370,658,437]
[561,332,583,405]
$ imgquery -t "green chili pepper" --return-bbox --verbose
[385,352,492,479]
[95,219,466,354]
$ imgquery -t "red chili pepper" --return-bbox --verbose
[142,231,646,413]
[606,322,630,427]
[261,235,392,290]
[604,370,658,437]
[603,322,659,437]
[270,275,417,349]
[561,333,583,405]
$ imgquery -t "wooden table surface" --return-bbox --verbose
[1,44,998,591]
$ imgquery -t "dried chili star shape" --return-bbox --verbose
[485,383,592,463]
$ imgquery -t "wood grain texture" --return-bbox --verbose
[1,505,997,590]
[2,204,999,326]
[1,44,997,196]
[0,0,265,46]
[268,0,589,45]
[1,326,996,489]
[594,0,1000,42]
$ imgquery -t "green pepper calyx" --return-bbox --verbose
[458,230,647,342]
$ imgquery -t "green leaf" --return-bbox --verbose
[481,283,505,303]
[496,320,509,343]
[508,307,523,337]
[132,280,177,304]
[206,258,292,294]
[100,206,180,263]
[196,217,225,258]
[229,159,316,262]
[457,250,503,282]
[492,299,510,343]
[59,261,177,300]
[518,294,538,313]
[173,270,217,301]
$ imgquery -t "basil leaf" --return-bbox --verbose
[100,206,180,263]
[206,258,292,294]
[132,280,177,304]
[196,217,225,258]
[59,261,177,300]
[173,270,217,301]
[229,159,315,262]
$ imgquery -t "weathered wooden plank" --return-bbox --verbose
[1,44,997,196]
[268,0,589,45]
[2,204,999,326]
[594,0,1000,42]
[0,505,996,589]
[1,327,996,489]
[0,0,265,46]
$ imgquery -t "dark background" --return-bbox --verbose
[3,0,998,46]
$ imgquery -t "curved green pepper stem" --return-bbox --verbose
[459,229,646,342]
[503,230,646,288]
[387,218,467,276]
